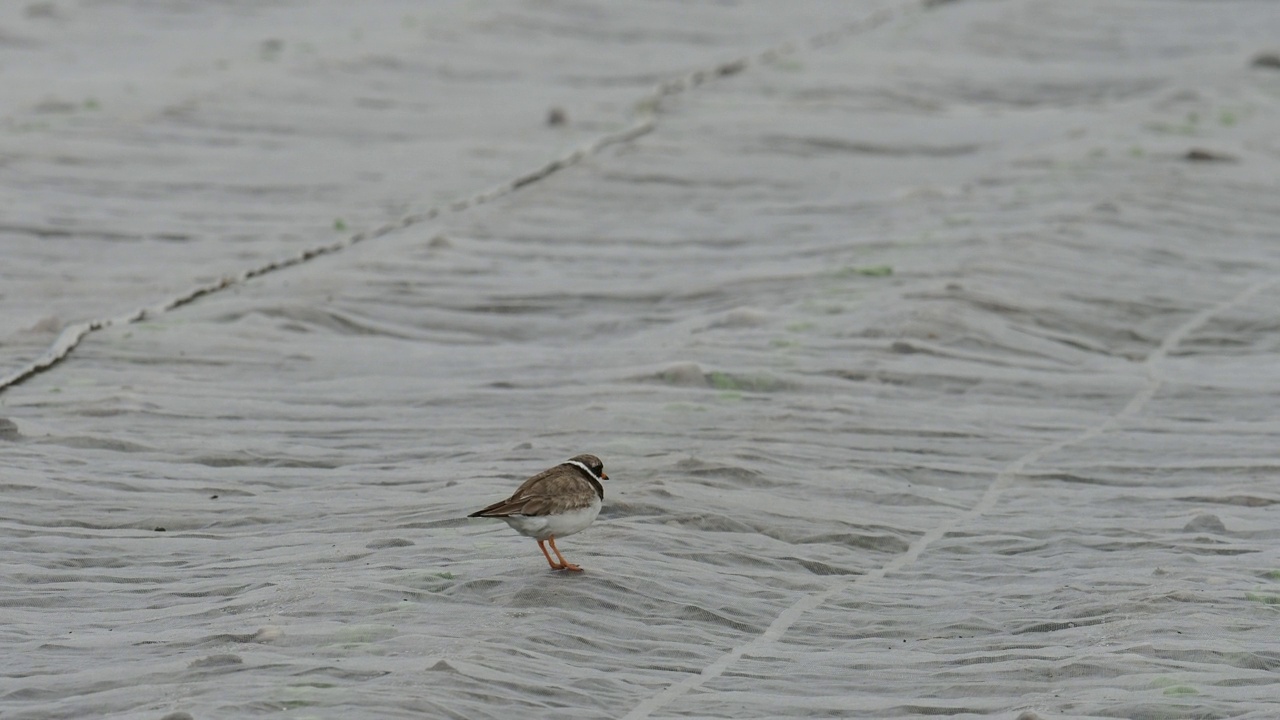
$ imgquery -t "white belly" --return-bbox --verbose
[501,498,601,541]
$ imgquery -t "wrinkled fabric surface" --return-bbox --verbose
[3,1,1280,718]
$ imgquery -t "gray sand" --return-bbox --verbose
[3,1,1280,718]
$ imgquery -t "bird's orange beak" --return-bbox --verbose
[601,472,609,480]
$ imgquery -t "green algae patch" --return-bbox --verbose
[707,371,737,390]
[332,624,398,644]
[706,371,789,392]
[1151,677,1198,696]
[1162,685,1199,696]
[835,265,893,278]
[664,403,708,413]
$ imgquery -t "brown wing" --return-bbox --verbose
[468,463,597,518]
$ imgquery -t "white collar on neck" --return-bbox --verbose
[564,459,602,483]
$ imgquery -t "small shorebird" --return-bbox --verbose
[468,454,608,572]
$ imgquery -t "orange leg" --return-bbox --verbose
[537,539,564,570]
[546,536,583,572]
